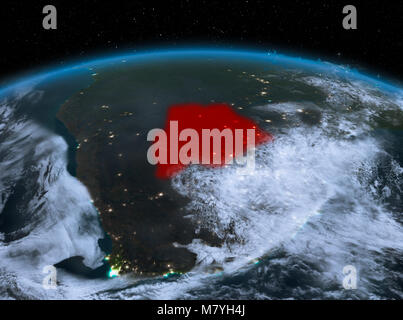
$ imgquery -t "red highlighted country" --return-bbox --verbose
[147,103,273,179]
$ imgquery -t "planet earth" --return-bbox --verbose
[0,50,402,299]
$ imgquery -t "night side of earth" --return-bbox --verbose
[49,51,402,285]
[1,50,402,299]
[56,53,326,276]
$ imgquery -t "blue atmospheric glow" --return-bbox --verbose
[0,48,402,98]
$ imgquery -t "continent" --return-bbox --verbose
[55,57,318,276]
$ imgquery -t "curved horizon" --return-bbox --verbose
[0,48,402,97]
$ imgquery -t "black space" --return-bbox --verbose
[0,0,402,83]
